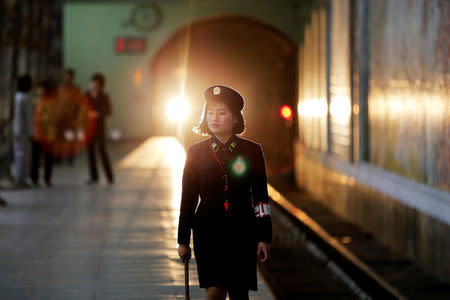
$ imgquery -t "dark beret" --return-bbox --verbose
[204,85,244,112]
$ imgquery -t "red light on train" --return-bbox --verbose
[280,105,293,120]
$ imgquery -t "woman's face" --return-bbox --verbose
[206,101,237,136]
[90,80,102,93]
[35,87,44,98]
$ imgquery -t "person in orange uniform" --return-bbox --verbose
[177,85,272,300]
[56,69,84,162]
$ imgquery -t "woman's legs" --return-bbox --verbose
[87,140,98,182]
[227,288,249,300]
[13,135,31,184]
[30,140,41,184]
[205,287,227,300]
[44,151,53,186]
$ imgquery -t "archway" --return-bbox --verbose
[150,15,297,174]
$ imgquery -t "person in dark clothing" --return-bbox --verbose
[177,85,272,300]
[85,73,114,184]
[31,80,56,187]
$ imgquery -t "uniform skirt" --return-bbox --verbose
[192,216,258,290]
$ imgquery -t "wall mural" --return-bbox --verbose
[329,0,352,161]
[368,0,449,191]
[297,8,328,153]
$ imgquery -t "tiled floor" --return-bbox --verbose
[0,137,274,300]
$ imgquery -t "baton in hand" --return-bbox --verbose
[185,258,190,300]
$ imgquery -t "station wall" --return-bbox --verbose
[295,0,450,281]
[63,0,302,139]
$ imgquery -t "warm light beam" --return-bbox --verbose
[166,96,190,123]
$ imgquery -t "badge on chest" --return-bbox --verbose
[211,141,237,153]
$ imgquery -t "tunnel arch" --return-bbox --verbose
[149,15,297,174]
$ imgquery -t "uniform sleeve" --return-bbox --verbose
[251,144,273,243]
[177,147,200,246]
[17,97,25,134]
[23,96,34,137]
[104,94,112,117]
[74,94,89,131]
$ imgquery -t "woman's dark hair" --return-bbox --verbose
[193,101,245,136]
[36,79,56,96]
[65,69,75,77]
[17,75,32,92]
[91,72,105,87]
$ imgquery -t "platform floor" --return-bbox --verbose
[0,137,274,300]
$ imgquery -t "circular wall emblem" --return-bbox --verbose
[122,3,163,33]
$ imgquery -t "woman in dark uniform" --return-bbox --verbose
[177,85,272,300]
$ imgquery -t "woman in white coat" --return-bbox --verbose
[12,75,34,186]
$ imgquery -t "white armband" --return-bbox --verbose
[254,202,271,218]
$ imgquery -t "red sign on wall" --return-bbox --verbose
[115,37,146,54]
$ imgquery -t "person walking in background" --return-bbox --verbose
[31,80,56,187]
[85,73,114,184]
[12,75,34,187]
[57,69,83,164]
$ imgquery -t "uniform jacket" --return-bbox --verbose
[177,134,272,290]
[57,85,84,130]
[34,95,59,142]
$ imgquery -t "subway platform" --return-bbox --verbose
[0,137,274,300]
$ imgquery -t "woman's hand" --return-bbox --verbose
[257,242,271,263]
[178,244,191,263]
